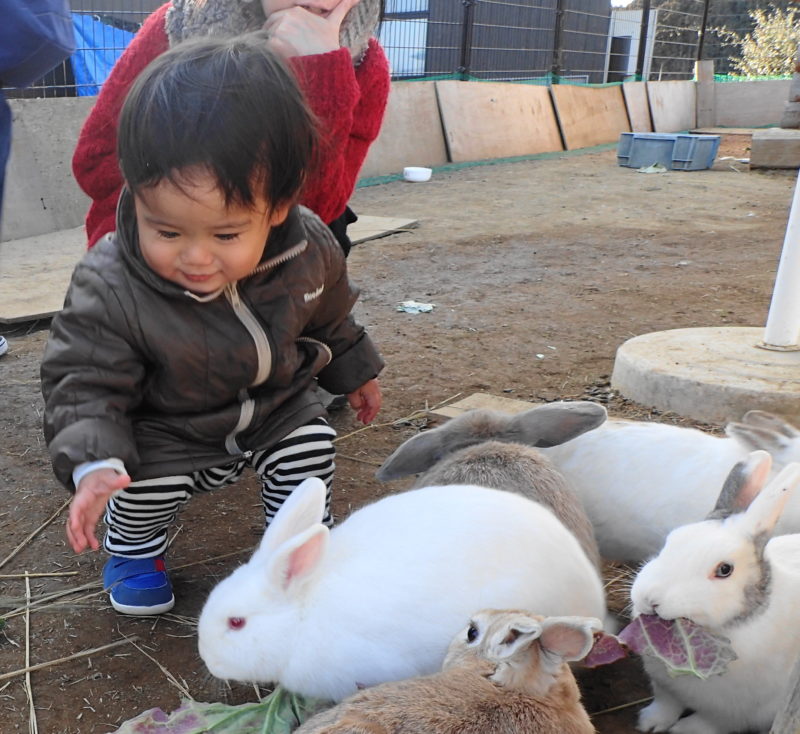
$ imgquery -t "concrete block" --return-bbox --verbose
[750,128,800,169]
[2,97,94,242]
[714,80,792,128]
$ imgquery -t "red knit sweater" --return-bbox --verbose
[72,3,390,248]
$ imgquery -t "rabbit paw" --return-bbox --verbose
[637,698,683,732]
[668,714,721,734]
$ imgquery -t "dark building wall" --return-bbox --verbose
[424,0,610,82]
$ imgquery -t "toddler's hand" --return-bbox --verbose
[67,469,131,554]
[262,0,360,58]
[348,377,381,424]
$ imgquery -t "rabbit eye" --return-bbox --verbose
[466,624,479,643]
[714,562,734,578]
[227,617,246,630]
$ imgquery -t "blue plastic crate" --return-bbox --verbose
[617,133,721,171]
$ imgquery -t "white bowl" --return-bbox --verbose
[403,166,432,183]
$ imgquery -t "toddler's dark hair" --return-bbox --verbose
[118,32,317,211]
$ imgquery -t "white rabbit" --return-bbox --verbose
[197,477,608,701]
[375,401,607,570]
[629,450,800,734]
[541,410,800,561]
[294,609,601,734]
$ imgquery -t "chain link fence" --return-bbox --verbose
[4,0,794,97]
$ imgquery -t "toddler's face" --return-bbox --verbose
[261,0,356,18]
[134,168,289,295]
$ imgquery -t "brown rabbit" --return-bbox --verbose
[294,609,600,734]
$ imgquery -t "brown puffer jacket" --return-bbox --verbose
[41,190,384,490]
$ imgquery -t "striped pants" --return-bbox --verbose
[103,418,336,558]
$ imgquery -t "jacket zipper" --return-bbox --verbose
[224,283,272,454]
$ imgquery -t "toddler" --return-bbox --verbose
[42,33,383,616]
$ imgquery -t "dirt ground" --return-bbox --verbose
[1,135,796,733]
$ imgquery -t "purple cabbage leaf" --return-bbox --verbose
[619,614,738,679]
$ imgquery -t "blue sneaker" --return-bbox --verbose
[102,555,175,615]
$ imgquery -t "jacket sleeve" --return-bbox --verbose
[71,4,170,249]
[41,261,147,490]
[300,217,384,395]
[290,38,390,225]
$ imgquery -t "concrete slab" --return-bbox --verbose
[750,128,800,169]
[611,326,800,424]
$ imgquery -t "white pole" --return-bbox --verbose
[763,169,800,350]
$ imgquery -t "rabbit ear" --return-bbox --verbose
[710,450,773,517]
[267,523,329,594]
[741,410,800,438]
[538,617,602,671]
[375,429,446,480]
[725,421,794,457]
[507,401,608,448]
[253,477,327,560]
[485,614,543,661]
[739,461,800,538]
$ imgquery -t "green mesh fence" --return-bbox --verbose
[356,142,619,189]
[713,73,792,82]
[396,72,630,87]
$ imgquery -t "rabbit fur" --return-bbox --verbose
[294,609,601,734]
[540,410,800,561]
[197,477,608,701]
[630,450,800,734]
[375,401,607,570]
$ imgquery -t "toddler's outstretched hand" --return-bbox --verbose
[262,0,360,58]
[348,377,381,424]
[67,469,131,554]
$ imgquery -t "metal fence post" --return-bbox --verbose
[696,0,711,61]
[550,0,566,84]
[635,0,652,81]
[458,0,477,80]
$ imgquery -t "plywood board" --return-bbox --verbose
[433,392,535,419]
[647,81,696,133]
[350,215,418,244]
[359,82,448,178]
[0,226,85,323]
[550,85,631,150]
[435,80,563,163]
[622,81,652,132]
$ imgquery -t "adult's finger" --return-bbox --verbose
[327,0,360,29]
